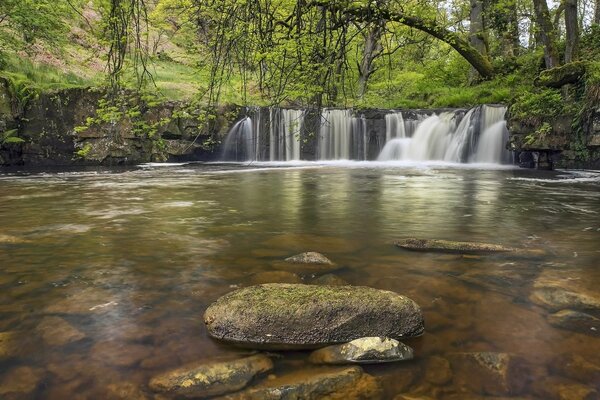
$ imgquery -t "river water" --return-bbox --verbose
[0,162,599,399]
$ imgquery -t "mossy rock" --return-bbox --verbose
[204,284,424,350]
[395,238,516,254]
[534,61,587,88]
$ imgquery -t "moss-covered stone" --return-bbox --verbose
[535,61,587,88]
[203,284,424,349]
[395,238,516,254]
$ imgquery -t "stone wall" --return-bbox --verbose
[0,80,240,166]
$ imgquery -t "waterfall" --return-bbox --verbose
[352,115,368,160]
[319,110,353,160]
[385,112,406,142]
[221,117,255,161]
[270,108,304,161]
[378,105,512,164]
[471,105,512,163]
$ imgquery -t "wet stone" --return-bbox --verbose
[221,366,382,400]
[0,366,45,397]
[449,352,530,396]
[149,354,273,398]
[44,287,120,314]
[554,354,600,388]
[532,376,599,400]
[90,340,153,367]
[547,310,600,336]
[312,273,349,286]
[105,382,149,400]
[285,251,334,265]
[395,238,517,254]
[204,283,424,349]
[36,316,86,346]
[425,356,452,385]
[247,271,302,285]
[530,269,600,312]
[309,337,413,364]
[0,331,20,360]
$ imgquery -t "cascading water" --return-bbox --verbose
[378,105,512,164]
[385,112,406,142]
[319,110,369,160]
[221,117,255,161]
[270,108,304,161]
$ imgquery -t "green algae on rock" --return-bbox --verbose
[203,284,424,349]
[149,354,273,398]
[221,366,382,400]
[395,238,517,254]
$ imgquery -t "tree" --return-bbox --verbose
[564,0,579,63]
[532,0,560,68]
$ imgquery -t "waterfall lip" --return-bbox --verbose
[204,160,518,170]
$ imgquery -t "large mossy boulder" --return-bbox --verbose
[204,284,424,350]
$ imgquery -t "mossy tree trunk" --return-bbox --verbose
[532,0,560,68]
[564,0,579,63]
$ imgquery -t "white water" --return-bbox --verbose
[270,108,304,161]
[378,105,511,164]
[221,117,255,161]
[221,105,512,164]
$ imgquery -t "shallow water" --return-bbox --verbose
[0,162,599,399]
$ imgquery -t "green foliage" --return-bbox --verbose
[75,143,93,159]
[0,129,24,145]
[511,89,564,124]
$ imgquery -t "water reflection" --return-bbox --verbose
[0,163,599,399]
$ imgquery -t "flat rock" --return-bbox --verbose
[530,269,600,312]
[149,354,273,398]
[309,337,413,364]
[395,238,517,254]
[285,252,334,265]
[36,316,86,346]
[0,366,45,397]
[204,284,424,349]
[247,271,302,285]
[221,366,382,400]
[554,354,600,388]
[0,331,20,360]
[532,376,599,400]
[312,274,349,286]
[425,356,452,385]
[90,340,153,367]
[548,310,600,336]
[449,352,529,396]
[45,287,120,314]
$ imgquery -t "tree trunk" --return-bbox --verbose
[358,21,384,99]
[564,0,578,63]
[313,1,495,78]
[532,0,560,68]
[469,0,488,81]
[595,0,600,24]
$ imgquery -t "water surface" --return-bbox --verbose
[0,162,599,398]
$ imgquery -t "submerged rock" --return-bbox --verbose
[90,340,152,367]
[547,310,600,336]
[248,271,302,285]
[222,366,382,400]
[204,284,424,349]
[312,273,349,286]
[309,337,413,365]
[36,316,86,346]
[530,270,600,312]
[0,366,45,397]
[285,252,334,265]
[532,376,599,400]
[425,356,453,385]
[449,352,529,396]
[44,287,119,314]
[554,354,600,388]
[149,354,273,398]
[0,331,20,360]
[395,238,517,254]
